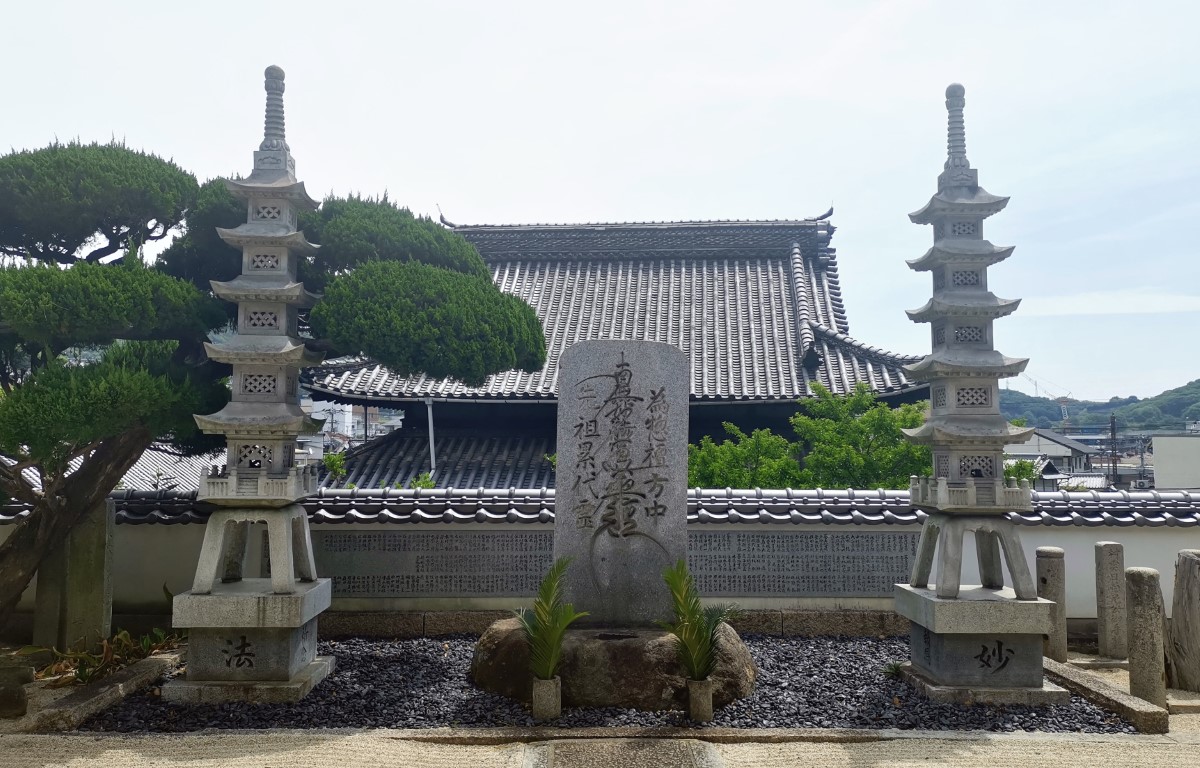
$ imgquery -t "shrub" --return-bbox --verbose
[514,557,589,680]
[660,560,739,681]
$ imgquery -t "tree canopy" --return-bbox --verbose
[687,383,930,489]
[0,141,197,265]
[789,383,930,489]
[688,424,800,488]
[309,260,545,386]
[0,141,547,632]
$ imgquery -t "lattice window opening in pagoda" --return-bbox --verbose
[240,373,278,396]
[945,220,979,239]
[932,385,948,409]
[959,455,996,479]
[953,325,986,344]
[249,252,282,271]
[955,385,991,408]
[950,269,981,288]
[241,308,280,331]
[935,453,950,479]
[932,324,946,347]
[236,443,273,470]
[250,199,284,221]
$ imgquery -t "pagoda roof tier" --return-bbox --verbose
[903,418,1035,446]
[224,177,319,209]
[211,276,319,307]
[904,351,1028,378]
[906,294,1020,322]
[194,401,323,437]
[203,336,324,367]
[907,241,1014,271]
[216,225,319,256]
[909,187,1009,225]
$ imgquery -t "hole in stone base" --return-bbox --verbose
[595,633,636,640]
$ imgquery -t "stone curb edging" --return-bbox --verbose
[19,650,184,733]
[62,724,1190,745]
[1043,657,1169,734]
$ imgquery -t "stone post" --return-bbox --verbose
[1125,567,1167,708]
[1037,547,1068,662]
[1096,541,1127,659]
[1168,550,1200,691]
[33,499,114,651]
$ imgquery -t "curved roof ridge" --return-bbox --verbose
[808,321,924,365]
[452,218,833,231]
[9,486,1195,527]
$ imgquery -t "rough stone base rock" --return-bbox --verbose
[470,618,755,710]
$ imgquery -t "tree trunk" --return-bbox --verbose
[0,427,151,632]
[1168,550,1200,691]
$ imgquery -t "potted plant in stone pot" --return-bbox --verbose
[661,559,739,722]
[514,556,588,721]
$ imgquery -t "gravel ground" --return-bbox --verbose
[79,635,1135,734]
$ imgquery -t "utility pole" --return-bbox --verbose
[1109,413,1118,488]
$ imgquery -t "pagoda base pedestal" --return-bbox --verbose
[910,513,1037,599]
[165,578,332,704]
[895,584,1066,705]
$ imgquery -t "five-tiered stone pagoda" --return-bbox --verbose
[165,66,333,704]
[893,85,1063,705]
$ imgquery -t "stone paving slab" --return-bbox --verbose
[544,738,723,768]
[1,731,1200,768]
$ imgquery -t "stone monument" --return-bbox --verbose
[554,339,689,625]
[472,340,755,711]
[892,84,1065,705]
[164,66,333,704]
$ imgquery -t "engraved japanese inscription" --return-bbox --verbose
[554,340,690,625]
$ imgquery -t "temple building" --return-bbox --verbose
[305,218,927,489]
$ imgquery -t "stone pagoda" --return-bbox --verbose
[165,66,333,704]
[893,84,1063,705]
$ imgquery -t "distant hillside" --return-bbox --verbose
[999,380,1200,430]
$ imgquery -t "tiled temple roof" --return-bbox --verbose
[3,487,1197,528]
[331,430,556,490]
[306,220,922,403]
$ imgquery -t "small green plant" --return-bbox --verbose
[514,557,589,680]
[408,471,435,490]
[544,453,557,469]
[882,661,904,679]
[323,452,347,484]
[660,560,739,681]
[19,628,183,687]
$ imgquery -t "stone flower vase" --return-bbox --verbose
[687,677,714,722]
[531,675,561,721]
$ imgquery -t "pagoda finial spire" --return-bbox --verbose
[944,83,968,173]
[937,83,976,189]
[260,65,289,152]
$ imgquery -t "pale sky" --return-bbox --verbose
[5,1,1198,401]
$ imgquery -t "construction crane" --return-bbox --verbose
[1019,374,1073,425]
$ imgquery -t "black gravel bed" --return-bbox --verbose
[79,635,1135,734]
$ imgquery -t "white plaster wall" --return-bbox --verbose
[947,525,1200,618]
[5,520,1200,619]
[1154,435,1200,490]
